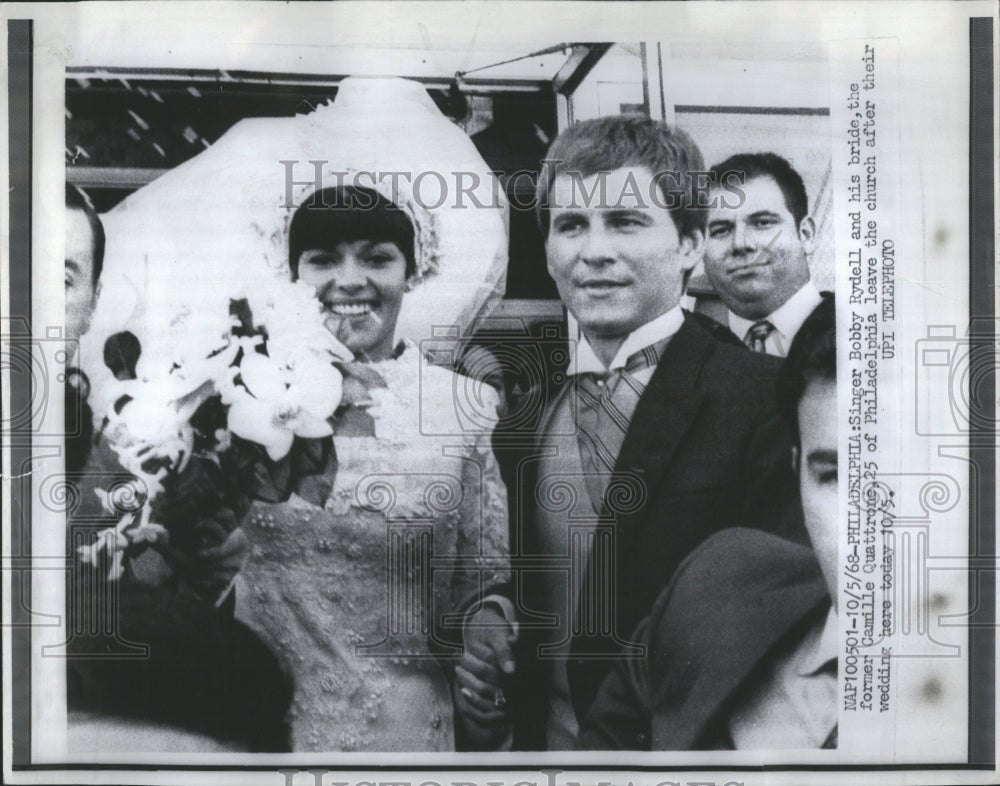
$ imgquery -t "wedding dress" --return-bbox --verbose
[235,346,509,751]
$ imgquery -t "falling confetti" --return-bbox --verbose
[127,109,150,131]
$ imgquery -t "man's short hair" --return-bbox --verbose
[709,152,809,228]
[65,183,105,284]
[534,114,707,241]
[776,295,836,444]
[288,185,416,280]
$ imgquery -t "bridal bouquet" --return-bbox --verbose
[79,278,350,597]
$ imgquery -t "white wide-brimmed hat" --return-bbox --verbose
[84,77,508,409]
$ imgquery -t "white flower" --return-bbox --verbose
[93,487,116,517]
[108,384,190,447]
[77,511,136,578]
[130,521,169,545]
[214,428,232,453]
[243,280,352,365]
[108,549,125,581]
[77,541,100,566]
[226,351,340,460]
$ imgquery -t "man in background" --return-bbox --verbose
[65,184,103,353]
[703,152,828,356]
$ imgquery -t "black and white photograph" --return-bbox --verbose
[2,2,995,784]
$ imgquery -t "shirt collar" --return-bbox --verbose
[797,605,839,677]
[567,306,685,376]
[728,281,823,346]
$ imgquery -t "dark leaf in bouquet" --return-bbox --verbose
[224,433,334,507]
[184,509,233,551]
[153,455,227,552]
[188,394,228,450]
[140,454,172,477]
[290,434,331,477]
[229,298,255,337]
[289,435,336,508]
[103,331,141,381]
[229,298,269,354]
[253,459,291,503]
[226,435,293,503]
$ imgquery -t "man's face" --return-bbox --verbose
[704,175,814,319]
[65,208,97,346]
[546,166,701,343]
[797,376,838,606]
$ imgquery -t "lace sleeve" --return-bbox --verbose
[429,383,511,654]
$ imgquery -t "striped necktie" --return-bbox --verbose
[745,320,775,353]
[575,338,669,511]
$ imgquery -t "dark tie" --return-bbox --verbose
[821,723,838,749]
[745,320,775,353]
[575,339,669,510]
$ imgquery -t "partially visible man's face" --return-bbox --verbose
[65,207,97,346]
[704,175,813,320]
[546,166,701,343]
[797,376,838,606]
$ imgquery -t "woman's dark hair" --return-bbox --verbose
[288,185,416,279]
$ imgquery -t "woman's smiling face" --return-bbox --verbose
[297,239,409,360]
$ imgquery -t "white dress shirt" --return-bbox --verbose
[728,282,823,357]
[568,305,685,383]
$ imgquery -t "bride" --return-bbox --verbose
[85,77,515,752]
[234,181,514,751]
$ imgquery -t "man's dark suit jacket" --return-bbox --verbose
[577,528,829,750]
[492,314,806,750]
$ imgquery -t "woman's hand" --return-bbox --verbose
[454,605,517,748]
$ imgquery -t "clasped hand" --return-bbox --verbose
[454,605,517,748]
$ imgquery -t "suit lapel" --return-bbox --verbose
[567,319,715,699]
[608,317,713,521]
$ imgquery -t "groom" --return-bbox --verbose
[494,115,806,750]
